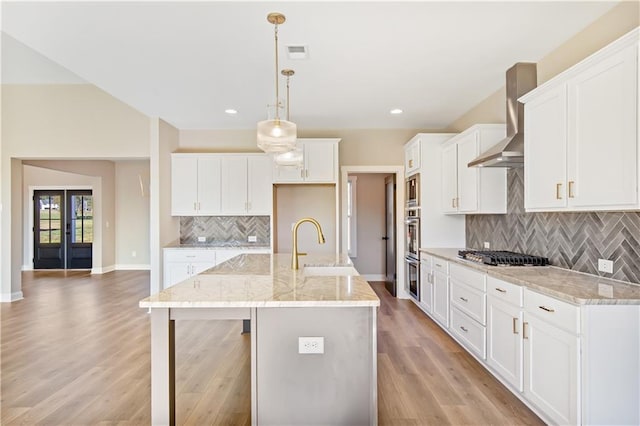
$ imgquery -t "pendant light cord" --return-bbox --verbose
[274,23,280,123]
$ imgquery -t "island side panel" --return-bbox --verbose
[255,306,376,425]
[150,308,175,426]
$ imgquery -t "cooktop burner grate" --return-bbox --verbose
[458,250,549,266]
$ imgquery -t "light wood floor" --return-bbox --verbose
[1,271,543,425]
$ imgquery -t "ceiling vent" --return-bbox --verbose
[286,45,309,59]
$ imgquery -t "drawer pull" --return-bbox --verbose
[435,263,442,268]
[523,322,529,339]
[538,305,555,313]
[460,326,468,333]
[459,297,468,303]
[495,287,507,293]
[186,255,196,258]
[512,317,519,334]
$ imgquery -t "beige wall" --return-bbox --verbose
[274,184,336,254]
[149,118,180,293]
[115,160,150,268]
[449,2,639,131]
[350,174,388,277]
[1,83,151,300]
[179,128,437,166]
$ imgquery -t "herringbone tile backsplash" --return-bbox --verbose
[466,168,640,284]
[180,216,270,246]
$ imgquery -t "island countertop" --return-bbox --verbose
[420,248,640,305]
[140,253,380,308]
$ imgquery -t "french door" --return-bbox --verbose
[33,190,93,269]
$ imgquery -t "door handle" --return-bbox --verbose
[556,183,562,200]
[382,236,389,240]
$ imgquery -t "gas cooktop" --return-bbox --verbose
[458,250,549,266]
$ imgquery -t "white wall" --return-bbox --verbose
[115,160,150,268]
[274,185,336,255]
[350,174,388,277]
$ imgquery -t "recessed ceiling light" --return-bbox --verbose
[225,109,238,115]
[390,108,403,114]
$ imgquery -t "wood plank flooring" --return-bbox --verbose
[1,271,543,425]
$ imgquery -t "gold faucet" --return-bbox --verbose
[291,217,326,269]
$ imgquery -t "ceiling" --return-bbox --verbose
[1,1,618,130]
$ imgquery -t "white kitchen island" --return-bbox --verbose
[140,253,380,426]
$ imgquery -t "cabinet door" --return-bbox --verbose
[487,296,523,391]
[405,140,420,176]
[220,156,248,214]
[273,150,304,183]
[191,261,215,276]
[305,142,335,182]
[432,271,449,328]
[197,157,222,215]
[523,313,579,425]
[524,85,568,211]
[441,143,458,214]
[420,260,432,313]
[456,132,479,213]
[248,156,273,215]
[164,261,191,289]
[567,44,638,209]
[171,156,198,215]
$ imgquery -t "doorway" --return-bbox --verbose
[33,189,93,269]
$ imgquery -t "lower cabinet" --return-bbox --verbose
[432,270,449,328]
[420,256,433,313]
[487,296,524,391]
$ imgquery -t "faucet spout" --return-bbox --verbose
[291,217,326,269]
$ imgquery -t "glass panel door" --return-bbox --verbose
[33,190,65,268]
[66,191,93,269]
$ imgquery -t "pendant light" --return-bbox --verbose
[274,69,303,167]
[257,12,297,153]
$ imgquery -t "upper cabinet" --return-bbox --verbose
[172,153,273,216]
[441,124,507,214]
[171,155,221,216]
[220,155,273,215]
[521,28,639,212]
[272,138,340,183]
[404,137,421,176]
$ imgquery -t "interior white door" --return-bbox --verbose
[171,156,198,215]
[441,143,458,213]
[487,296,523,391]
[567,44,638,209]
[221,156,248,214]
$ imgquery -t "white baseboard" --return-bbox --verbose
[91,265,116,274]
[22,265,33,271]
[361,274,386,282]
[1,291,24,303]
[115,264,151,271]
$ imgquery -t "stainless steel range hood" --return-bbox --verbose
[468,63,537,168]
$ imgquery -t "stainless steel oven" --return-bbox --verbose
[405,174,420,208]
[404,208,420,300]
[405,255,420,300]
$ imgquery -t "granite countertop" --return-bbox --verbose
[140,253,380,308]
[420,248,640,305]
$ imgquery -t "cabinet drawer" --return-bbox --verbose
[420,254,433,268]
[450,280,486,325]
[450,263,485,291]
[487,276,523,307]
[432,258,448,274]
[451,306,486,359]
[164,249,216,263]
[524,289,580,334]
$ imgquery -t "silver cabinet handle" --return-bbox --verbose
[460,326,468,333]
[539,306,555,313]
[495,288,507,293]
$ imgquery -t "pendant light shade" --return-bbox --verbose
[257,12,297,153]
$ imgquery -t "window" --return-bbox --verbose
[347,176,357,257]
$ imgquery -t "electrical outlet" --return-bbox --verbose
[298,337,324,354]
[484,242,491,249]
[248,235,257,243]
[197,236,206,243]
[598,259,614,274]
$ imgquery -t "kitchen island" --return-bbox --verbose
[140,253,379,426]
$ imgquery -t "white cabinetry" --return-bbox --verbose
[273,138,339,183]
[163,249,216,289]
[522,28,639,212]
[404,137,420,176]
[449,263,487,359]
[171,155,221,215]
[441,124,507,214]
[419,255,433,313]
[486,277,524,392]
[221,155,273,215]
[431,260,449,328]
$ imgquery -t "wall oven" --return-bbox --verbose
[404,208,420,300]
[405,174,420,208]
